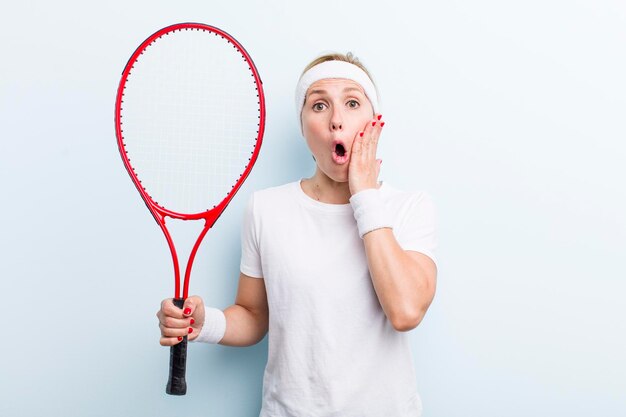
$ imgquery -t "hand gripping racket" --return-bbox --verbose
[114,23,265,395]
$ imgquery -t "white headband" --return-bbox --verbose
[295,60,380,120]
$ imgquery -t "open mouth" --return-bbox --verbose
[332,141,349,164]
[335,143,346,157]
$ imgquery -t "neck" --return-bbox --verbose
[302,167,352,204]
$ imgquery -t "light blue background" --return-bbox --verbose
[1,1,625,416]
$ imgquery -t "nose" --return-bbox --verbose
[330,108,343,131]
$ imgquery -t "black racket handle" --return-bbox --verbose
[166,298,187,395]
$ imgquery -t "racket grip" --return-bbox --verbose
[166,298,188,395]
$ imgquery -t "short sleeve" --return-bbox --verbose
[239,193,264,278]
[394,192,439,268]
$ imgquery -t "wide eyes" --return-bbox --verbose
[312,99,360,111]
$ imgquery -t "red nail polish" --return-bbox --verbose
[377,115,382,120]
[188,327,193,334]
[177,336,183,341]
[380,122,385,127]
[372,121,376,127]
[190,318,195,325]
[183,308,191,315]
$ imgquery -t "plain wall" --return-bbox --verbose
[1,1,624,416]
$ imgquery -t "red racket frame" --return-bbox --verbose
[114,22,265,300]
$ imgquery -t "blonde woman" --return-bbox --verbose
[157,52,438,416]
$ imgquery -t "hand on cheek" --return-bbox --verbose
[348,114,385,196]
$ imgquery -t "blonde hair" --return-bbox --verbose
[302,52,370,75]
[301,52,378,95]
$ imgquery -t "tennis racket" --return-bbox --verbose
[114,23,265,395]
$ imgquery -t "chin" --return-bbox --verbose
[332,177,349,184]
[324,170,349,183]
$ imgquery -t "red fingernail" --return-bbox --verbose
[190,318,195,325]
[380,122,385,127]
[359,131,364,137]
[177,336,183,341]
[188,327,193,334]
[377,115,382,120]
[372,121,376,127]
[183,308,191,315]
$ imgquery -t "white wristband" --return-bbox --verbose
[349,188,392,238]
[192,306,226,344]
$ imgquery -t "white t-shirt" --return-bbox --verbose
[240,180,438,417]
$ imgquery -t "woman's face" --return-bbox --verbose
[301,78,374,183]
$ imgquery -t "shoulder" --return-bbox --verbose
[380,183,437,229]
[247,180,300,212]
[254,181,297,197]
[381,184,438,258]
[380,182,436,211]
[252,181,298,201]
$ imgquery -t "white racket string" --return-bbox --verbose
[121,28,260,215]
